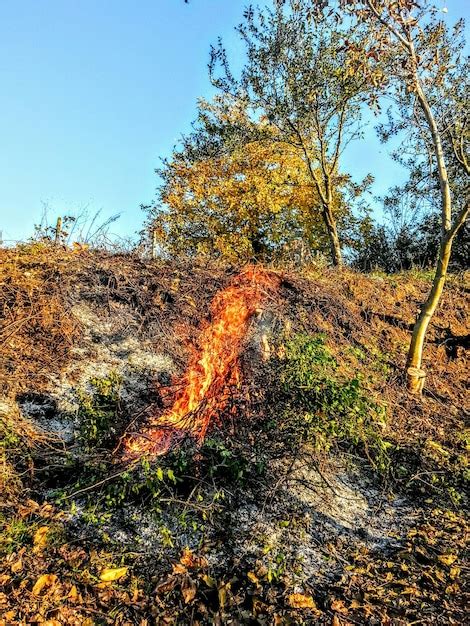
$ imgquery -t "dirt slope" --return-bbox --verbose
[0,245,468,624]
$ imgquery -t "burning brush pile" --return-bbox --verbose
[124,266,280,458]
[0,246,468,624]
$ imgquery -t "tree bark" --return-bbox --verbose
[322,204,343,266]
[405,231,454,392]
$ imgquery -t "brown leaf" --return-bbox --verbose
[17,499,40,517]
[218,582,231,609]
[181,576,197,604]
[155,576,177,595]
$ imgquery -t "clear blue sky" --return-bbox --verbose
[0,0,468,243]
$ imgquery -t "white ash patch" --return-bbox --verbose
[35,417,74,443]
[53,302,174,417]
[18,301,175,442]
[220,453,417,584]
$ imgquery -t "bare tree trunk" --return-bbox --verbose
[54,217,62,246]
[404,77,468,392]
[359,1,469,392]
[151,229,158,260]
[323,204,343,266]
[406,232,453,392]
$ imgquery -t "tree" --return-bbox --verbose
[150,118,332,262]
[316,0,469,391]
[208,0,376,265]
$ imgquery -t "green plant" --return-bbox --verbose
[201,437,259,485]
[274,333,391,471]
[0,516,38,554]
[77,372,122,448]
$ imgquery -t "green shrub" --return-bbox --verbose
[77,372,122,448]
[274,333,391,471]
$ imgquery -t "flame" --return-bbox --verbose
[125,266,279,457]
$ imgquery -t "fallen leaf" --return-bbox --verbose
[67,584,79,601]
[11,557,23,574]
[438,554,457,566]
[2,611,16,622]
[218,582,231,609]
[17,499,40,517]
[99,566,128,582]
[331,598,349,614]
[172,563,187,575]
[180,547,208,569]
[32,574,58,596]
[33,526,49,551]
[202,574,216,588]
[401,586,421,596]
[155,576,177,595]
[181,576,197,604]
[288,593,318,610]
[247,571,259,585]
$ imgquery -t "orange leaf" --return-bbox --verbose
[172,563,187,575]
[180,547,208,569]
[288,593,318,610]
[331,598,349,614]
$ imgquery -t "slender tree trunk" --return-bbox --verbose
[405,232,454,392]
[405,77,454,393]
[151,229,158,260]
[322,204,343,266]
[54,217,62,246]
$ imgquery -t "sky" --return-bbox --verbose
[0,0,468,243]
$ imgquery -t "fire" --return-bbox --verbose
[124,266,279,457]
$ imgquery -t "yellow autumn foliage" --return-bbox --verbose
[155,137,335,262]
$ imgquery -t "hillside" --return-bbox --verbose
[0,244,468,625]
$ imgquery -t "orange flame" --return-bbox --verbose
[125,266,279,457]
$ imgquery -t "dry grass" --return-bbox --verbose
[0,401,51,510]
[0,243,81,398]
